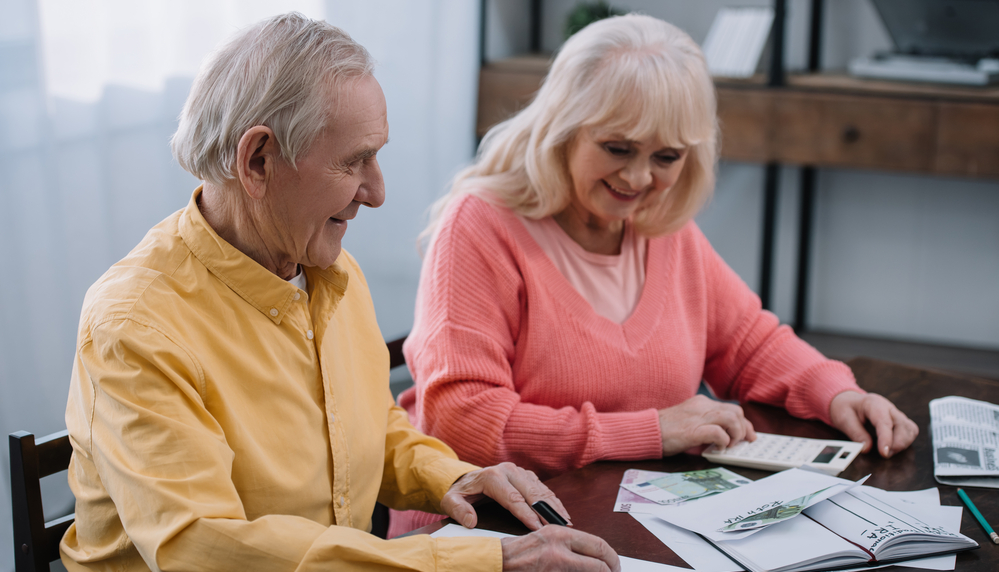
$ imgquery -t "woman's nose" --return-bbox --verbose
[620,158,653,190]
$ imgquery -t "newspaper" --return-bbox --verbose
[930,395,999,489]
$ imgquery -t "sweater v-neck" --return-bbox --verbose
[499,205,671,351]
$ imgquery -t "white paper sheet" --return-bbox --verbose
[430,523,692,572]
[630,513,743,572]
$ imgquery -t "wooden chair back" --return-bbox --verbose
[386,336,406,370]
[9,430,74,572]
[371,335,409,539]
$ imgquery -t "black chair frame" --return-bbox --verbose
[371,335,408,538]
[10,429,74,572]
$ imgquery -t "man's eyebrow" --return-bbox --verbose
[345,139,388,164]
[345,147,378,164]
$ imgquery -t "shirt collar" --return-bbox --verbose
[178,187,348,324]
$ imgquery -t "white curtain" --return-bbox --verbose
[0,1,480,568]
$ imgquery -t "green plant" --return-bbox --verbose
[564,1,626,40]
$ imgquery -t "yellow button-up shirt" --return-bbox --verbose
[61,189,501,571]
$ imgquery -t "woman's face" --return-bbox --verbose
[565,126,688,228]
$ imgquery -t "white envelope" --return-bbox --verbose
[649,468,868,542]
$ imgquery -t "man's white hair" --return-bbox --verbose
[171,12,374,186]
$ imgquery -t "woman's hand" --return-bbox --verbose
[658,395,756,456]
[829,391,918,458]
[441,462,571,531]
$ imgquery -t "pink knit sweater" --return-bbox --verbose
[398,194,861,479]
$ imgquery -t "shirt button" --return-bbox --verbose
[269,308,278,317]
[293,292,301,301]
[340,496,345,507]
[307,330,314,340]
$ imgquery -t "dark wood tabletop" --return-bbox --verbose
[413,358,999,570]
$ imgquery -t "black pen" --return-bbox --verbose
[532,500,569,526]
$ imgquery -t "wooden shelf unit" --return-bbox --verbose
[476,55,999,180]
[475,53,999,335]
[717,74,999,179]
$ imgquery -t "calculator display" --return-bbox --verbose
[811,446,842,464]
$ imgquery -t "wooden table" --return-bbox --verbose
[415,358,999,571]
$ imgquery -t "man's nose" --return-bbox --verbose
[358,160,386,208]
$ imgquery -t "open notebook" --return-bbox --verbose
[706,486,977,572]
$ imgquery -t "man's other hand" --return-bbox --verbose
[500,526,621,572]
[440,462,570,531]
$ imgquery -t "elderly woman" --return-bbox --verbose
[390,14,918,536]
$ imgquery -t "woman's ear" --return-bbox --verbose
[235,126,278,200]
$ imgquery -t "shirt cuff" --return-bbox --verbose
[435,536,503,572]
[418,457,482,512]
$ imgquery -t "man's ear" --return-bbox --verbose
[235,126,278,200]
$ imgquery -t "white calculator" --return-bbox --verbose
[701,433,863,475]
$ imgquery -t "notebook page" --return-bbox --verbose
[712,514,864,572]
[803,488,970,558]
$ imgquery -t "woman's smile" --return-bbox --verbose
[602,179,642,201]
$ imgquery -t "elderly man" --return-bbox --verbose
[60,13,619,572]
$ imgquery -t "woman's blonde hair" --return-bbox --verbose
[423,13,717,242]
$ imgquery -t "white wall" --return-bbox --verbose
[334,0,481,341]
[486,0,999,349]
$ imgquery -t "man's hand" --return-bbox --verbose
[440,462,571,531]
[500,526,621,572]
[658,395,756,456]
[829,391,918,458]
